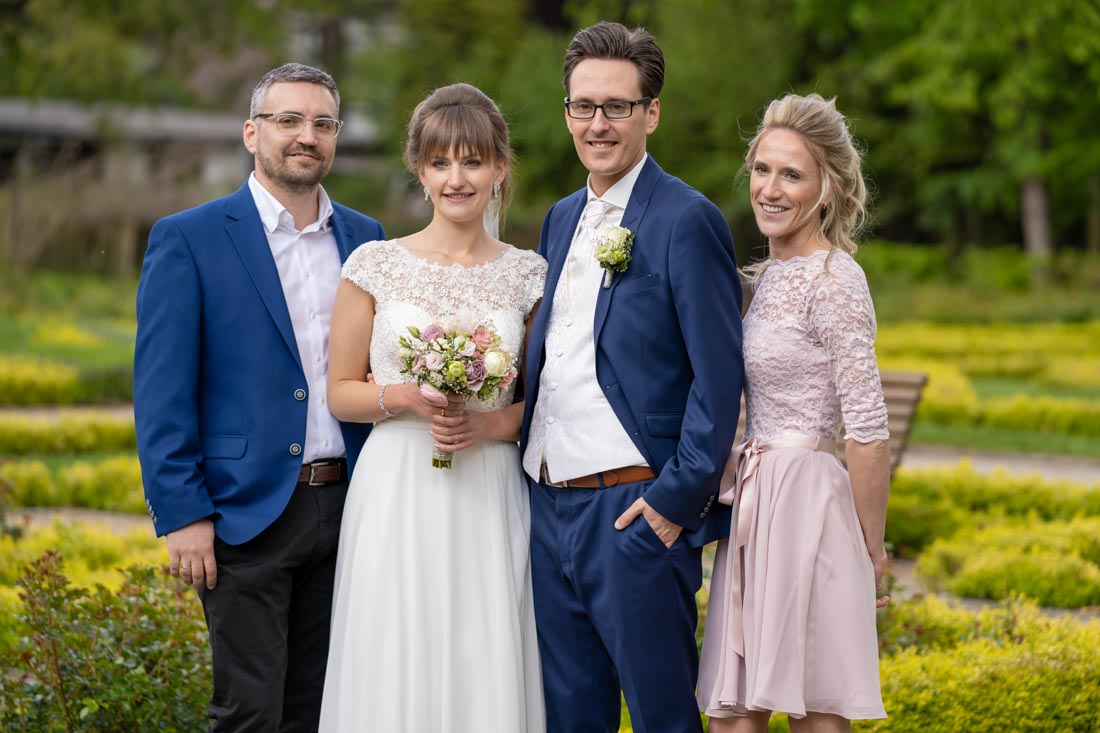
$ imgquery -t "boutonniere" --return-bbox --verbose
[593,225,635,288]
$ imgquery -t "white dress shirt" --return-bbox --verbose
[523,155,650,483]
[248,173,345,463]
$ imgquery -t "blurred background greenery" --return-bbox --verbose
[2,0,1099,274]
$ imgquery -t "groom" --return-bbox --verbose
[521,21,744,733]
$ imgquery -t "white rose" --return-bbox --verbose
[396,346,413,360]
[424,351,445,371]
[604,225,630,248]
[482,349,509,377]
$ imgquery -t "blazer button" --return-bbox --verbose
[289,443,302,456]
[294,388,306,401]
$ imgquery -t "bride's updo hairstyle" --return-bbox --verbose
[744,93,868,274]
[404,83,515,232]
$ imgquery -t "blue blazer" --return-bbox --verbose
[134,182,385,545]
[520,157,744,547]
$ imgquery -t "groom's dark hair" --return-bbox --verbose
[563,21,665,101]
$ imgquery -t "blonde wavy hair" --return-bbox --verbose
[743,93,868,278]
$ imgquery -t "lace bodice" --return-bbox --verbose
[342,239,547,413]
[743,249,889,443]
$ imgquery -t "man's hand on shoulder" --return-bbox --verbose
[167,518,217,590]
[615,497,682,548]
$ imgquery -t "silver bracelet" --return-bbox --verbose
[378,384,398,418]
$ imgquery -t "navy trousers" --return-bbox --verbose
[530,477,704,733]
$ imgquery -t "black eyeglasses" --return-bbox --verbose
[564,97,653,120]
[253,112,343,139]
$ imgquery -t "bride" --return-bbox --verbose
[319,83,546,732]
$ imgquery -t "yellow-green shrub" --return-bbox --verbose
[978,394,1100,437]
[917,518,1100,607]
[887,462,1100,555]
[0,357,80,405]
[1,454,144,513]
[0,414,135,454]
[1039,356,1100,390]
[0,522,160,589]
[877,357,978,425]
[863,603,1100,732]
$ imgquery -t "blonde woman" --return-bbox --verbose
[697,93,890,732]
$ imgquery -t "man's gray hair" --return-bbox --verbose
[249,63,340,118]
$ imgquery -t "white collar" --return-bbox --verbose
[248,172,334,234]
[585,153,648,210]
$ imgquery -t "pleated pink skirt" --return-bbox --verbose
[697,436,886,720]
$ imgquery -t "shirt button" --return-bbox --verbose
[566,319,573,326]
[323,439,330,447]
[310,312,317,321]
[315,354,322,363]
[289,443,302,456]
[556,349,564,357]
[294,389,306,401]
[547,417,556,425]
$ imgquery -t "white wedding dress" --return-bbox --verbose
[319,239,547,733]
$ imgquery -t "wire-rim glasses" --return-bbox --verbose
[253,112,343,139]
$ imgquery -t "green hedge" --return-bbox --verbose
[864,597,1100,732]
[0,414,135,455]
[0,357,132,406]
[916,518,1100,608]
[887,462,1100,556]
[1,454,144,514]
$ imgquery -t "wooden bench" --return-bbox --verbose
[733,370,928,476]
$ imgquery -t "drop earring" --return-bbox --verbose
[492,181,501,200]
[423,184,430,202]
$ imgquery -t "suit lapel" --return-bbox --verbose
[593,157,662,346]
[329,205,360,263]
[224,185,302,370]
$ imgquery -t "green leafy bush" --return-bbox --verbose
[0,414,135,455]
[0,551,209,732]
[917,518,1100,607]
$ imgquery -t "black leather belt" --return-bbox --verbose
[297,458,348,486]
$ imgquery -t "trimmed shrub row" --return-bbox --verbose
[0,356,132,406]
[0,414,135,455]
[887,462,1100,557]
[916,517,1100,608]
[1,454,144,514]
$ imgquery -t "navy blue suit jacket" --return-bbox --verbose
[134,182,384,545]
[520,157,744,547]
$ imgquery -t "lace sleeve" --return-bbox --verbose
[514,249,548,317]
[340,240,386,298]
[809,256,889,442]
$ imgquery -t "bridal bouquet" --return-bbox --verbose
[398,320,517,468]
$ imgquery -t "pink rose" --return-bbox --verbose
[465,359,487,392]
[424,352,445,371]
[411,354,426,376]
[421,323,444,342]
[471,325,494,350]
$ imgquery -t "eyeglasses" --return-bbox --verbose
[564,97,652,120]
[253,112,343,139]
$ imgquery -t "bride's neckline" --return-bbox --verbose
[391,238,511,271]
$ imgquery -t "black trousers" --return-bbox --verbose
[201,479,348,732]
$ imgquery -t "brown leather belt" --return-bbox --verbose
[297,458,348,486]
[540,464,656,488]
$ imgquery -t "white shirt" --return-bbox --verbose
[248,173,345,463]
[523,155,649,483]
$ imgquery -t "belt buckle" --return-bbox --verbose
[307,460,336,486]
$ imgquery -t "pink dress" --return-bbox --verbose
[697,249,888,720]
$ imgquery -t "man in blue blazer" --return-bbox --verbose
[134,64,383,732]
[520,22,744,733]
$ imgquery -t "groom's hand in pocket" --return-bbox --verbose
[615,497,682,548]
